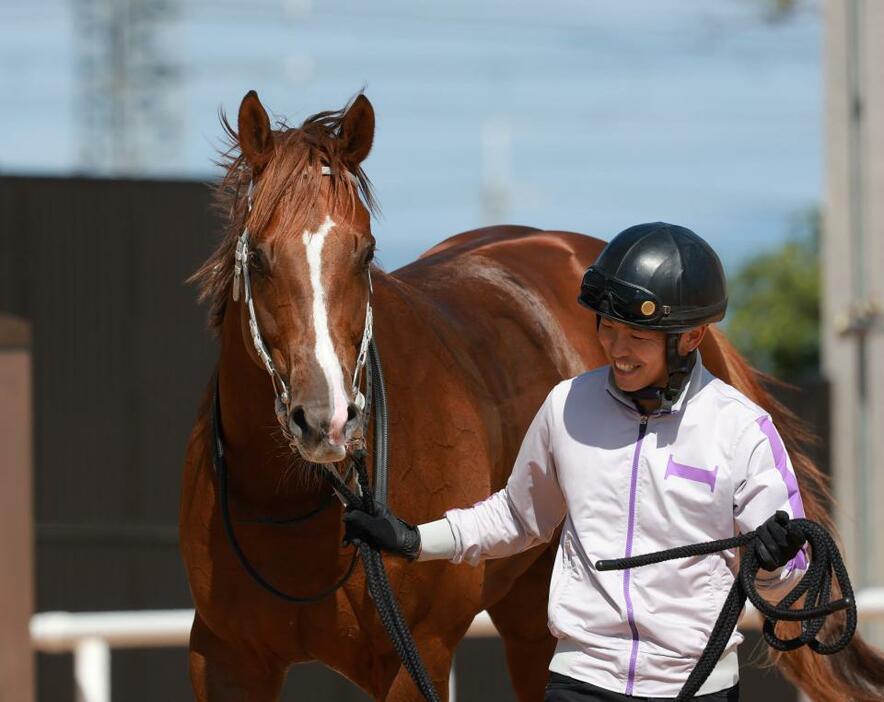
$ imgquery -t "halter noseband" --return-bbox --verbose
[231,166,374,425]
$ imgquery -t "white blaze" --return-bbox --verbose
[303,216,349,443]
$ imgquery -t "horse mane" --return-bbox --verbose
[704,327,884,701]
[190,99,378,331]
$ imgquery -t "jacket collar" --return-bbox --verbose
[605,353,705,417]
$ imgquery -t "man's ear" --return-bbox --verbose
[679,325,708,355]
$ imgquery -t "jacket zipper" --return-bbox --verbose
[623,415,648,695]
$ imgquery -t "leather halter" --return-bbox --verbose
[231,166,373,424]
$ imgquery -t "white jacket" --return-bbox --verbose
[441,358,808,697]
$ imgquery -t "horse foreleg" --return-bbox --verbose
[382,636,452,702]
[188,611,287,702]
[486,546,558,702]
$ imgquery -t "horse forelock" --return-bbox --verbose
[190,100,378,332]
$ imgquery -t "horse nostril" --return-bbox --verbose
[346,403,357,424]
[289,406,309,438]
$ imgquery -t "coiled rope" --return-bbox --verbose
[596,519,856,700]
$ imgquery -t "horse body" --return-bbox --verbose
[181,225,610,700]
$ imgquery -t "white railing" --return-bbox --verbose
[31,588,884,702]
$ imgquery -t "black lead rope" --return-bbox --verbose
[351,341,441,702]
[212,340,441,701]
[596,519,856,700]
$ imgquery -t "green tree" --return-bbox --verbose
[726,210,820,382]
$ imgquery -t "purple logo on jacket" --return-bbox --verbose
[664,455,719,492]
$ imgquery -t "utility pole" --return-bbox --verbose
[73,0,181,174]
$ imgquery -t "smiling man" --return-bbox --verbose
[344,222,809,701]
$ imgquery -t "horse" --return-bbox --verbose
[179,91,884,701]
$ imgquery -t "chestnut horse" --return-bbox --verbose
[180,92,884,701]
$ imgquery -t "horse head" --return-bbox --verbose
[225,90,377,464]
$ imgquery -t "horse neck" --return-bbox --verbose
[215,300,331,513]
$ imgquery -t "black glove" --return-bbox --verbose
[754,511,806,572]
[343,503,421,561]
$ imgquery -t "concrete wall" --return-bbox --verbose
[824,0,884,644]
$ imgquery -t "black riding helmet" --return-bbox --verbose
[578,222,728,409]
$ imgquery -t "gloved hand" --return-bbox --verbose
[343,503,421,561]
[755,510,806,572]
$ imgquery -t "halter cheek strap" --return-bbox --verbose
[352,282,373,412]
[231,168,374,423]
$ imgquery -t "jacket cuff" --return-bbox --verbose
[416,518,457,561]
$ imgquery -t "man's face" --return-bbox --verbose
[597,317,668,391]
[597,317,708,392]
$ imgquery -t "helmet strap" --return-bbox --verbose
[660,333,696,411]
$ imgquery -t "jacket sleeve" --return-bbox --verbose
[443,391,567,566]
[732,415,809,602]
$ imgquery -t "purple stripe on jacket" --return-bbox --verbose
[623,425,646,695]
[756,416,807,570]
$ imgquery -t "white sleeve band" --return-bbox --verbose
[416,518,457,561]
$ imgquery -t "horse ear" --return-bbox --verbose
[339,94,374,168]
[237,90,274,174]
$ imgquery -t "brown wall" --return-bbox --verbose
[0,176,219,700]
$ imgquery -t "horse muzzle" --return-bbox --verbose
[288,400,361,464]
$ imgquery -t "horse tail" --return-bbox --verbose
[703,327,884,701]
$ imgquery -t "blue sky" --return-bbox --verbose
[0,0,821,272]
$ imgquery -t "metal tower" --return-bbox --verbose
[73,0,181,174]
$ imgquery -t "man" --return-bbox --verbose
[345,222,807,701]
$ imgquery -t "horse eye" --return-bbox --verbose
[362,246,375,267]
[250,249,269,276]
